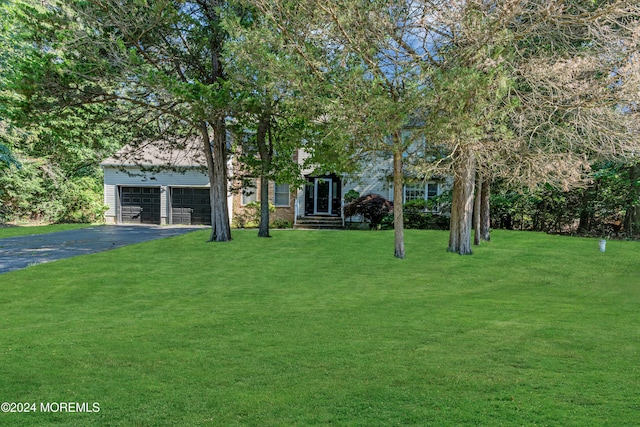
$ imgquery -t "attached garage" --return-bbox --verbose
[120,187,161,224]
[171,187,211,225]
[102,140,234,225]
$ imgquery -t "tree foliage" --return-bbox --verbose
[251,0,640,255]
[222,8,310,237]
[491,161,640,238]
[0,159,106,223]
[3,0,237,240]
[1,0,127,223]
[411,0,640,253]
[3,0,639,255]
[252,0,434,258]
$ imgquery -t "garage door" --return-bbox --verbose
[171,188,211,225]
[121,187,161,224]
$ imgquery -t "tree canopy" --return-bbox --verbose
[252,0,640,254]
[3,0,239,239]
[2,0,639,256]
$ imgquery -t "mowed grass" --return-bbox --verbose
[0,223,92,238]
[1,229,639,426]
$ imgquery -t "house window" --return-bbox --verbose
[403,183,439,203]
[404,184,425,202]
[274,183,290,207]
[427,183,438,198]
[242,179,257,205]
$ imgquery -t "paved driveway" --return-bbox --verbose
[0,225,204,274]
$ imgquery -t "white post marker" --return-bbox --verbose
[599,239,606,252]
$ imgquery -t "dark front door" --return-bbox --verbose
[121,187,161,224]
[171,188,211,225]
[314,178,332,215]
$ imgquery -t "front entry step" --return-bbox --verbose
[294,216,343,230]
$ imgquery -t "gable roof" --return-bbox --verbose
[101,138,207,168]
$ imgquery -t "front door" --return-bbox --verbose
[314,178,332,215]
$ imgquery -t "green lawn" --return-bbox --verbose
[0,223,93,238]
[1,229,639,426]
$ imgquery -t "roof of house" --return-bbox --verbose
[101,138,207,168]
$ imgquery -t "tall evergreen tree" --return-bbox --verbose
[254,0,431,258]
[222,6,309,238]
[4,0,238,240]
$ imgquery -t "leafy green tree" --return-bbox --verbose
[409,0,640,253]
[576,162,640,237]
[1,0,25,171]
[222,7,308,237]
[3,0,239,241]
[1,0,124,222]
[0,154,108,223]
[253,0,431,258]
[254,0,640,257]
[0,138,19,171]
[489,160,640,238]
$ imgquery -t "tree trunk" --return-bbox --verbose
[537,200,548,232]
[258,174,271,237]
[480,178,491,242]
[473,175,481,246]
[578,187,592,233]
[256,117,271,238]
[393,132,405,259]
[205,118,232,242]
[448,146,476,255]
[200,122,231,242]
[203,12,231,242]
[624,163,640,237]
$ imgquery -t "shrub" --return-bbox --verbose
[380,213,394,230]
[404,199,431,229]
[57,176,108,223]
[344,194,393,229]
[343,189,360,204]
[232,210,251,228]
[270,218,292,229]
[401,198,450,230]
[232,201,275,228]
[0,159,106,223]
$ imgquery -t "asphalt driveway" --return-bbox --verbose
[0,225,204,274]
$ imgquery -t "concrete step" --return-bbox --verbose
[294,216,343,230]
[294,224,343,230]
[296,219,343,225]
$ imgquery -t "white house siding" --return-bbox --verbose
[102,166,210,224]
[342,155,393,200]
[297,149,391,196]
[298,149,313,175]
[103,167,210,187]
[103,183,117,224]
